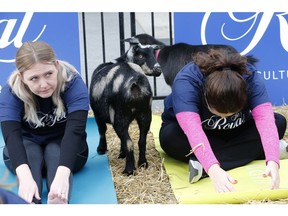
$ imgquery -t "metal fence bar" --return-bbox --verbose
[150,12,159,98]
[151,12,155,36]
[130,12,136,36]
[101,12,106,63]
[169,12,173,45]
[119,12,125,56]
[81,12,89,88]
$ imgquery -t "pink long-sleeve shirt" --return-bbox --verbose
[176,102,279,173]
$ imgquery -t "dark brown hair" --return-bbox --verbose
[194,48,248,114]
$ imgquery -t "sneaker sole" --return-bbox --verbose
[189,160,203,183]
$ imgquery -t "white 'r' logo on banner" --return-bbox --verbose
[201,12,288,55]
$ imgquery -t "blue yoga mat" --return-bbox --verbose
[0,117,118,204]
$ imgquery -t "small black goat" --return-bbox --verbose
[90,37,162,175]
[124,33,258,87]
[90,43,161,175]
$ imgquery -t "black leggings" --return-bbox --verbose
[159,113,287,171]
[3,138,88,203]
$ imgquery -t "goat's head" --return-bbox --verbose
[125,42,162,77]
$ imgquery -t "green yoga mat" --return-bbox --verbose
[0,118,117,204]
[151,114,288,204]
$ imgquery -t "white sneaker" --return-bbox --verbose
[279,139,288,159]
[188,159,203,183]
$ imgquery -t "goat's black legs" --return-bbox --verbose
[95,116,108,155]
[136,110,151,169]
[113,115,135,175]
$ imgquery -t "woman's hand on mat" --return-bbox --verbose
[208,164,238,193]
[48,166,71,204]
[16,164,41,203]
[263,160,280,190]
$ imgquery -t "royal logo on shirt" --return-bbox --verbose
[202,112,246,130]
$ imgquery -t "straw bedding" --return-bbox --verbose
[105,120,178,204]
[98,106,288,204]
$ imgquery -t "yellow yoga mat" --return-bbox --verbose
[151,115,288,204]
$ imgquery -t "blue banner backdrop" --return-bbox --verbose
[174,12,288,106]
[0,12,80,94]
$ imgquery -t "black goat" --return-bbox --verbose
[90,34,256,175]
[124,33,258,87]
[90,44,159,175]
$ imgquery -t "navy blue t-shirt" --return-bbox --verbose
[162,62,270,130]
[0,72,89,143]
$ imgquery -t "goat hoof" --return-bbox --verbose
[118,152,126,159]
[97,147,107,155]
[122,169,135,176]
[138,161,148,169]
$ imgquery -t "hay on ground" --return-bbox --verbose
[105,122,178,204]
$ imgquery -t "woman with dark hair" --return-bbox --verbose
[0,41,89,204]
[159,48,288,193]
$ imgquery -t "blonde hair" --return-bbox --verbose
[8,41,78,127]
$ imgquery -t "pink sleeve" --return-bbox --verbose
[251,102,280,166]
[176,111,219,172]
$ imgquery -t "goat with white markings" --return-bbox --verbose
[89,43,161,175]
[124,33,258,87]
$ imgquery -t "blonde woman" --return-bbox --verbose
[0,41,89,204]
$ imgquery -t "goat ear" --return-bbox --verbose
[123,36,140,45]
